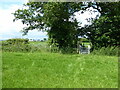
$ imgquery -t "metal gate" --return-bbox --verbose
[79,45,91,54]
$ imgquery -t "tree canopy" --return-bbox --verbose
[13,2,82,50]
[80,2,120,49]
[13,2,120,51]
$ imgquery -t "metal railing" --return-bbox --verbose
[79,45,91,54]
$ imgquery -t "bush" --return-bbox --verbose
[92,46,118,56]
[59,47,77,54]
[2,38,30,52]
[6,38,29,45]
[2,39,52,53]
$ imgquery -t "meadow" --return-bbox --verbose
[2,52,118,88]
[1,40,118,88]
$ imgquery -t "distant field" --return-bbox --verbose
[29,41,48,46]
[2,52,118,88]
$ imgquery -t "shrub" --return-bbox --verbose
[2,38,30,52]
[92,46,118,56]
[6,38,29,45]
[59,47,77,54]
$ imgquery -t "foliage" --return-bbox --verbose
[91,46,118,56]
[13,2,120,52]
[13,2,82,50]
[29,41,77,53]
[2,39,118,56]
[80,2,120,49]
[3,52,118,88]
[2,38,30,52]
[79,38,89,42]
[6,38,29,45]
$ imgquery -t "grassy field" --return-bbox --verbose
[2,52,118,88]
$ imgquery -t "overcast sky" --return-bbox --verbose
[0,0,100,40]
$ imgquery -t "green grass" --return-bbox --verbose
[2,52,118,88]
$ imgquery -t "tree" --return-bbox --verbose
[79,2,120,49]
[13,2,82,50]
[13,2,120,51]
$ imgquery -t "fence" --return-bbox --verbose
[78,45,91,54]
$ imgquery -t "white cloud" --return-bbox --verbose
[74,7,100,27]
[0,5,23,33]
[0,3,47,40]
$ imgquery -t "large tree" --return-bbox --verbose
[13,2,120,51]
[13,2,82,50]
[79,2,120,49]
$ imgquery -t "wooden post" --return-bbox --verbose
[77,41,80,54]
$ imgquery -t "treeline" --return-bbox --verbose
[80,2,120,49]
[12,2,119,55]
[1,38,118,56]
